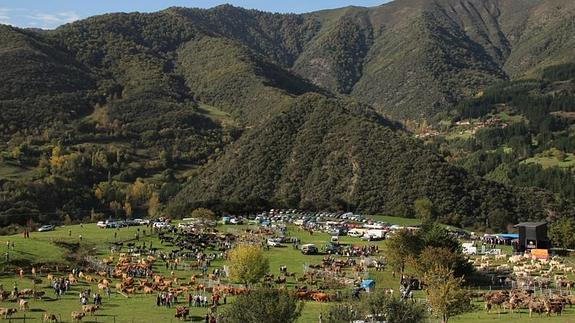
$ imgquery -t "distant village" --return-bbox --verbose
[415,117,509,139]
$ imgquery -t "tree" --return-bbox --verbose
[424,266,473,323]
[191,208,217,220]
[410,246,458,278]
[549,217,575,249]
[409,246,472,279]
[326,291,426,323]
[228,244,269,286]
[123,201,133,218]
[362,291,426,323]
[414,198,434,221]
[148,193,161,217]
[420,224,461,253]
[326,303,357,323]
[222,288,303,323]
[383,229,423,273]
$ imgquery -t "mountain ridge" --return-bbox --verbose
[0,0,574,230]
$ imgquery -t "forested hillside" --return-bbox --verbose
[422,63,575,210]
[1,0,575,232]
[170,94,564,231]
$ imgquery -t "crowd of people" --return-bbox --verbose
[51,277,71,298]
[156,291,178,307]
[79,289,102,306]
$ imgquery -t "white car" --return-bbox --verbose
[97,221,107,228]
[267,239,281,247]
[153,222,170,229]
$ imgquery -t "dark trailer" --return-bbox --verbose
[513,221,550,252]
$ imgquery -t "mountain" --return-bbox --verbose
[0,25,95,133]
[169,93,561,230]
[292,0,575,119]
[0,0,574,231]
[422,63,575,205]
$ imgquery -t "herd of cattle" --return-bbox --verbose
[469,252,575,316]
[4,223,575,321]
[483,288,574,317]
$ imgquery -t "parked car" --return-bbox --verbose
[178,223,194,229]
[267,239,281,247]
[153,222,170,229]
[124,219,139,227]
[38,225,55,232]
[97,221,107,228]
[301,244,318,255]
[325,242,342,254]
[348,229,366,237]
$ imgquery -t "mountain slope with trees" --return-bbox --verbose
[0,0,575,231]
[170,94,563,231]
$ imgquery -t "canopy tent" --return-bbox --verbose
[496,233,519,239]
[361,279,375,291]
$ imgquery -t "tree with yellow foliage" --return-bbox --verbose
[228,244,269,286]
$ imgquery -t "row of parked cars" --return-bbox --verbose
[96,219,150,228]
[247,209,371,228]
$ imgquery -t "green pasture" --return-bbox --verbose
[522,154,575,169]
[0,222,573,322]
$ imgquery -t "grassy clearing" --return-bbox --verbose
[197,104,238,128]
[0,161,35,180]
[370,215,421,226]
[0,223,573,322]
[522,153,575,169]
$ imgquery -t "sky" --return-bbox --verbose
[0,1,390,29]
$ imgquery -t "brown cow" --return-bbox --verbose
[18,298,29,311]
[43,313,59,322]
[34,291,46,300]
[82,305,99,316]
[528,299,545,318]
[0,291,10,301]
[312,292,329,302]
[544,299,563,316]
[0,308,17,319]
[122,287,135,294]
[71,311,85,322]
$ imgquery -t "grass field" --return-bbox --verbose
[0,160,36,181]
[522,153,575,169]
[0,221,573,322]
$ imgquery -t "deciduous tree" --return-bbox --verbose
[383,229,423,273]
[228,244,269,286]
[424,266,473,323]
[223,288,303,323]
[191,208,217,220]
